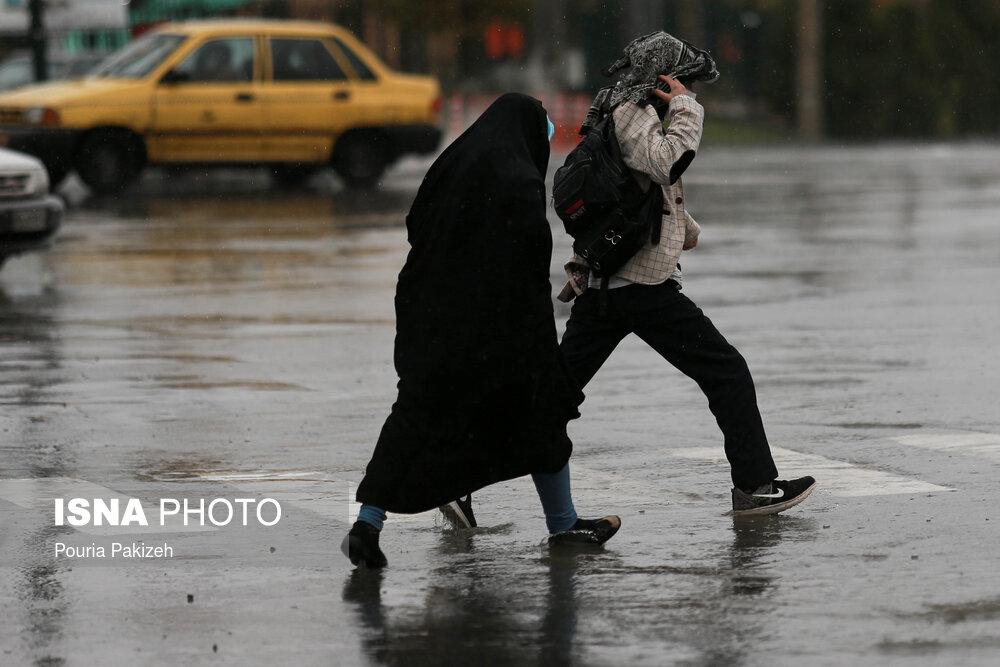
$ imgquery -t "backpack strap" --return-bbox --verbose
[610,113,663,249]
[598,275,610,318]
[647,179,665,246]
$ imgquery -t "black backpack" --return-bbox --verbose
[552,114,663,287]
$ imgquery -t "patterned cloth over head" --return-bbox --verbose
[581,30,719,135]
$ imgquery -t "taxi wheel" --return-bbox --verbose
[76,131,143,194]
[334,132,388,189]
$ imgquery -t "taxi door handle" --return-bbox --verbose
[333,90,350,101]
[235,92,255,102]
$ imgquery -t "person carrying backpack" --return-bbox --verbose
[556,31,816,515]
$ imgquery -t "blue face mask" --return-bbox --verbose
[546,116,555,142]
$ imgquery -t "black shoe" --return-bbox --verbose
[732,476,816,516]
[548,515,621,545]
[340,521,388,568]
[439,494,477,529]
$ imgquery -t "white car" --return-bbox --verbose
[0,146,63,267]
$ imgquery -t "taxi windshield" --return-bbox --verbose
[92,34,187,79]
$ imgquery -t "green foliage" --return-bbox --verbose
[757,0,1000,138]
[821,0,887,138]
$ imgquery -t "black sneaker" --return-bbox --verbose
[732,476,816,516]
[340,521,388,569]
[439,494,477,529]
[548,515,621,545]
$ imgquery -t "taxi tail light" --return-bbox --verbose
[25,107,61,126]
[431,96,443,114]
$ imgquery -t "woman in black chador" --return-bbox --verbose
[342,93,620,568]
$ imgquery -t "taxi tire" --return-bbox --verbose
[76,130,144,194]
[333,132,388,189]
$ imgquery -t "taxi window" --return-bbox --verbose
[330,37,377,81]
[174,38,254,83]
[93,33,187,79]
[271,39,347,82]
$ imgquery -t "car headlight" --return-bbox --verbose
[28,168,50,196]
[23,107,61,126]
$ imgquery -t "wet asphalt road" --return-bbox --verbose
[1,144,999,666]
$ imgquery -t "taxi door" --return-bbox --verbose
[149,36,266,163]
[258,36,362,163]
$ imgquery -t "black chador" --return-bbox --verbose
[356,94,583,513]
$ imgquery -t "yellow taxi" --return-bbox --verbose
[0,20,443,192]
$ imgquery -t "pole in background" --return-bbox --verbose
[675,0,706,53]
[528,0,567,91]
[796,0,823,140]
[29,0,48,83]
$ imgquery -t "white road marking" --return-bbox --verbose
[187,471,360,525]
[10,437,953,539]
[190,464,690,527]
[0,478,216,535]
[667,446,953,497]
[562,463,702,505]
[889,432,1000,462]
[194,470,337,482]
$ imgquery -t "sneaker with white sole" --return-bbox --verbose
[439,494,477,529]
[732,476,816,516]
[548,515,621,545]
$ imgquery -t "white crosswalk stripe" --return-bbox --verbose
[5,434,973,536]
[559,464,702,505]
[889,431,1000,462]
[667,446,953,497]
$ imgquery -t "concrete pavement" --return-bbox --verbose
[1,144,999,665]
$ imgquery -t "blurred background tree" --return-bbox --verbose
[759,0,1000,139]
[14,0,998,139]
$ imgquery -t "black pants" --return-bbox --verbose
[559,280,778,491]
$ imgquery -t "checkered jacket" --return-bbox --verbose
[560,94,704,300]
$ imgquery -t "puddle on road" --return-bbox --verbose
[136,465,341,483]
[59,314,395,337]
[720,269,830,286]
[52,187,414,291]
[906,597,1000,624]
[339,514,820,667]
[133,457,233,482]
[189,470,338,482]
[72,179,415,236]
[122,314,394,327]
[755,376,865,387]
[832,422,924,430]
[153,379,306,391]
[129,352,241,364]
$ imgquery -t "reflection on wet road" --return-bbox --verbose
[1,146,999,665]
